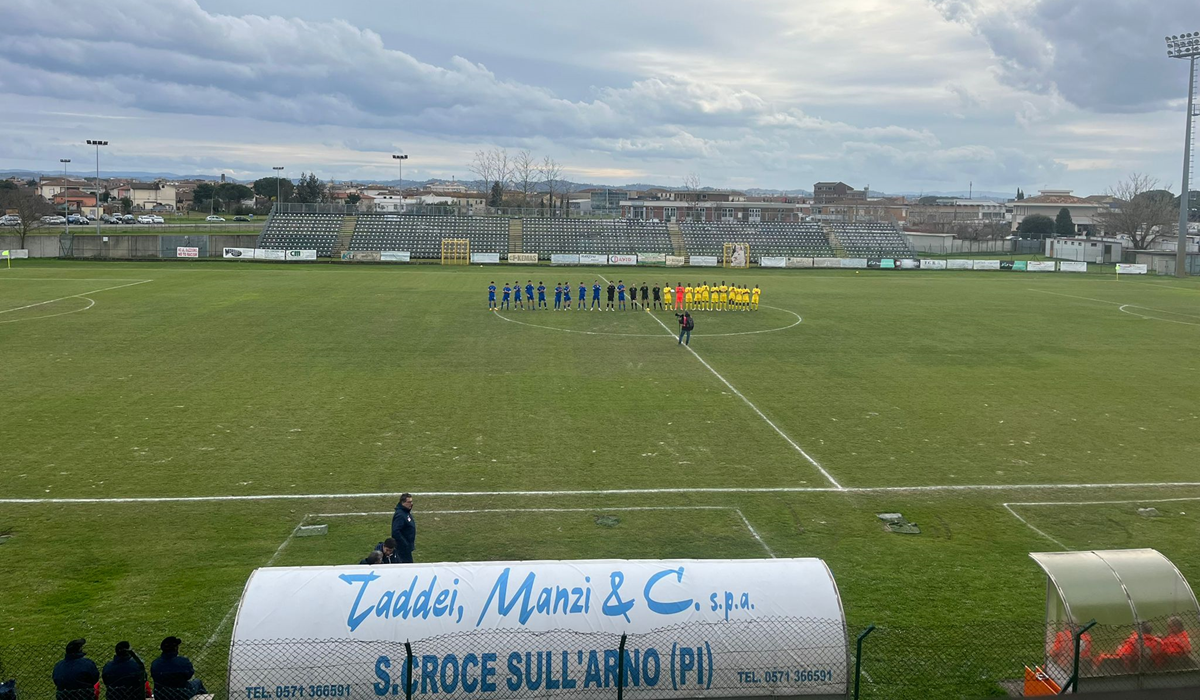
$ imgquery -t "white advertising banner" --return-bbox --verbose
[229,559,847,700]
[637,253,666,265]
[176,246,199,258]
[1026,261,1056,272]
[286,249,318,261]
[946,259,972,270]
[579,253,608,266]
[380,251,412,263]
[898,259,920,270]
[759,257,786,268]
[813,258,841,269]
[4,249,31,259]
[1116,263,1148,275]
[255,249,286,261]
[506,253,538,264]
[787,257,815,268]
[471,253,501,264]
[551,254,581,265]
[223,247,255,259]
[972,260,1001,271]
[919,259,947,270]
[689,255,718,267]
[840,258,868,269]
[609,254,638,266]
[665,255,686,267]
[1058,261,1088,273]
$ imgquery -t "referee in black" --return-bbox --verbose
[606,281,616,310]
[651,283,662,310]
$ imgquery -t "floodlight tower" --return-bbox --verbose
[60,158,71,234]
[87,140,108,236]
[1166,32,1200,277]
[272,166,285,213]
[393,154,408,211]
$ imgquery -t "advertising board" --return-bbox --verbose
[380,251,412,262]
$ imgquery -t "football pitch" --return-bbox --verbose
[3,259,1200,696]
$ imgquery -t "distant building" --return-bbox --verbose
[588,189,629,212]
[115,181,178,211]
[620,198,801,223]
[428,180,469,193]
[38,177,94,200]
[813,182,866,205]
[1010,190,1100,233]
[52,190,99,218]
[908,199,1007,230]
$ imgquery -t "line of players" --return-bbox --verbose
[489,280,760,311]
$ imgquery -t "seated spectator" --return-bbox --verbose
[102,642,145,700]
[1158,616,1193,669]
[52,639,99,700]
[1048,624,1093,669]
[1095,622,1160,673]
[374,538,401,564]
[151,637,203,700]
[359,550,384,565]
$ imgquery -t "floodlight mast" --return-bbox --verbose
[87,140,108,236]
[393,154,407,212]
[1166,32,1200,277]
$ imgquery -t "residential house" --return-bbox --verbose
[813,182,866,205]
[52,189,100,218]
[38,177,94,200]
[116,181,178,211]
[1010,190,1101,233]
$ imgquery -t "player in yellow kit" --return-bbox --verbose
[751,284,760,310]
[718,281,728,311]
[700,281,710,311]
[684,284,693,310]
[742,284,752,310]
[663,282,674,310]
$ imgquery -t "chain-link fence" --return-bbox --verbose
[4,614,1198,699]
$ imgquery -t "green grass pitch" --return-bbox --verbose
[2,259,1200,697]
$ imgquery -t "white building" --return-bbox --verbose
[1045,236,1124,263]
[1011,190,1101,233]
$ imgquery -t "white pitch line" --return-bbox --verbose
[491,305,803,338]
[1002,495,1200,552]
[0,277,154,282]
[1118,305,1200,326]
[734,508,775,558]
[8,481,1200,504]
[1002,503,1070,550]
[642,305,843,490]
[0,296,94,324]
[0,279,151,315]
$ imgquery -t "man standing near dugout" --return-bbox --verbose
[391,493,416,563]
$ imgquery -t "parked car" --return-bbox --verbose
[233,215,250,221]
[136,215,155,224]
[206,215,226,222]
[67,215,89,225]
[150,215,164,224]
[0,215,20,226]
[47,216,67,225]
[122,214,136,223]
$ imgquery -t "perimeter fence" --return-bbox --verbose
[3,614,1199,699]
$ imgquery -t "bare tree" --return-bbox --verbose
[468,148,512,201]
[682,172,701,196]
[1094,173,1178,249]
[0,186,53,249]
[538,156,563,217]
[513,150,536,207]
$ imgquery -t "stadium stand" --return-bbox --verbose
[679,222,835,258]
[827,223,917,258]
[256,212,345,256]
[521,219,671,258]
[348,215,509,258]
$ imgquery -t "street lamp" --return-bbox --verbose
[60,159,71,234]
[1166,32,1200,276]
[272,166,285,213]
[87,140,108,236]
[392,154,408,212]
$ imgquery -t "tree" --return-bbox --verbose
[193,182,218,210]
[513,150,536,207]
[1017,214,1055,238]
[119,197,133,214]
[1055,207,1075,237]
[488,181,504,208]
[292,172,327,203]
[468,148,512,203]
[216,182,254,206]
[253,177,294,203]
[99,188,111,203]
[1094,173,1178,249]
[0,186,54,248]
[538,156,563,217]
[1016,188,1025,201]
[346,193,361,206]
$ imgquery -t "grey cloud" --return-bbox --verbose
[932,0,1196,113]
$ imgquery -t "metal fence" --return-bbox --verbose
[4,614,1198,699]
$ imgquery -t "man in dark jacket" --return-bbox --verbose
[390,493,416,563]
[102,642,145,700]
[150,637,195,700]
[52,639,99,700]
[372,538,402,564]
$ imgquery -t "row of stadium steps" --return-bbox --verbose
[330,216,357,258]
[823,225,848,257]
[666,221,687,257]
[825,222,916,258]
[507,218,523,256]
[678,221,836,259]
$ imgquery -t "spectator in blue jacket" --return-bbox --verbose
[150,637,197,700]
[102,641,146,700]
[390,493,416,563]
[52,639,99,700]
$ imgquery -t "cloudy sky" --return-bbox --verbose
[0,0,1195,194]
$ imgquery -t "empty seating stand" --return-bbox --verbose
[679,222,835,259]
[829,223,916,258]
[257,213,344,256]
[521,220,671,258]
[349,215,509,259]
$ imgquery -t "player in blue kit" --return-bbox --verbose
[617,281,627,310]
[501,283,511,310]
[554,283,562,310]
[513,280,524,310]
[562,282,572,310]
[525,281,535,308]
[488,282,497,310]
[537,282,547,309]
[578,282,587,311]
[591,281,601,310]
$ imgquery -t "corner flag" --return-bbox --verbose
[1,250,9,268]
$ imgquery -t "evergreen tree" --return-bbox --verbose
[488,181,504,208]
[1054,207,1075,237]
